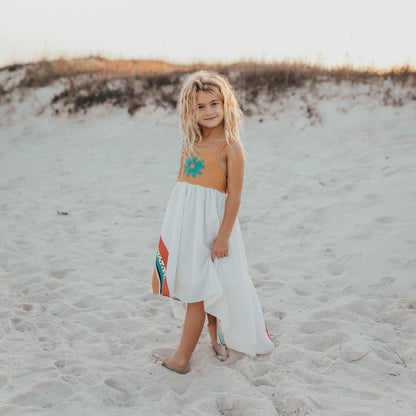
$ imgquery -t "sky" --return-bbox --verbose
[1,0,415,69]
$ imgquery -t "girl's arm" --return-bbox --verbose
[211,140,245,260]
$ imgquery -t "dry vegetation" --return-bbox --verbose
[1,56,416,115]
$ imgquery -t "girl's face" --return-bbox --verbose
[196,90,224,130]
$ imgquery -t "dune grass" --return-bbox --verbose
[1,56,415,115]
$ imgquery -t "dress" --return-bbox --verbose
[152,141,275,357]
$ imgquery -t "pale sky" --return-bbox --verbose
[1,0,415,69]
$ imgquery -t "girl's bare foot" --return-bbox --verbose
[212,344,228,361]
[151,353,190,374]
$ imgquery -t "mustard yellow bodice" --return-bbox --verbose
[177,142,227,194]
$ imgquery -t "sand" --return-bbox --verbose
[0,72,415,415]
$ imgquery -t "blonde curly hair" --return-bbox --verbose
[178,70,243,158]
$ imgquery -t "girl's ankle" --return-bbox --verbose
[171,354,190,367]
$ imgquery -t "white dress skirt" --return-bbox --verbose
[152,177,275,357]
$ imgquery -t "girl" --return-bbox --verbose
[151,70,276,374]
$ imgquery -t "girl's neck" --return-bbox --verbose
[201,125,225,141]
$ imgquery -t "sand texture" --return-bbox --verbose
[0,75,416,415]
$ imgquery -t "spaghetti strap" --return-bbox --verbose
[216,141,228,154]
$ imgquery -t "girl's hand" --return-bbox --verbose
[211,236,229,261]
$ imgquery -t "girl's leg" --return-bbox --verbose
[206,313,228,361]
[206,313,219,345]
[155,301,205,374]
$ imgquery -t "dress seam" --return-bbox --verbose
[176,180,228,195]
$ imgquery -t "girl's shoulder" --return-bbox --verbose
[225,138,245,160]
[227,138,243,150]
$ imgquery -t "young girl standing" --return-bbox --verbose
[152,70,276,374]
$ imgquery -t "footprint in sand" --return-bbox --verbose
[373,216,407,223]
[54,359,67,369]
[7,381,73,407]
[220,394,278,416]
[49,268,77,279]
[54,359,87,376]
[388,256,411,269]
[298,319,337,334]
[21,304,33,311]
[293,287,310,296]
[322,247,335,257]
[326,255,352,276]
[264,309,286,320]
[247,362,278,388]
[252,262,272,274]
[250,376,276,387]
[296,331,351,352]
[102,238,119,254]
[10,317,31,332]
[73,294,107,310]
[314,295,331,302]
[102,378,133,407]
[344,299,377,318]
[104,378,128,393]
[361,193,382,207]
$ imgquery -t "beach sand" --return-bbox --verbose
[0,74,415,415]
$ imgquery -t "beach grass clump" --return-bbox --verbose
[1,56,415,115]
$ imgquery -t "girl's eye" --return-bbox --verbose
[198,102,219,109]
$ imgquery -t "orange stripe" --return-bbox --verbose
[158,236,169,267]
[265,320,272,341]
[152,268,160,294]
[162,277,170,297]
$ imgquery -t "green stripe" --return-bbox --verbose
[217,325,226,346]
[156,257,164,294]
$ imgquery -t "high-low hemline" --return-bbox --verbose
[152,180,275,356]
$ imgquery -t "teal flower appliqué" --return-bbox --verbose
[184,155,205,177]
